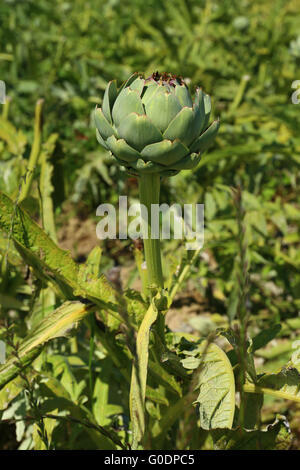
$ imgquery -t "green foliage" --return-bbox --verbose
[212,417,292,450]
[0,191,115,306]
[186,341,235,430]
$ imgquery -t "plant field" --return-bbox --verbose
[0,0,299,451]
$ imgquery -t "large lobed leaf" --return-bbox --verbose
[0,191,116,308]
[196,342,235,430]
[213,417,292,450]
[181,340,235,430]
[244,366,300,403]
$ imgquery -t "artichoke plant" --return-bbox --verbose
[94,72,219,177]
[95,73,220,449]
[94,72,219,295]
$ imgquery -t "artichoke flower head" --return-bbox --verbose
[95,72,219,176]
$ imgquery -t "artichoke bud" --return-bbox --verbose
[94,72,219,176]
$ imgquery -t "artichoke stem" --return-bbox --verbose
[138,173,164,291]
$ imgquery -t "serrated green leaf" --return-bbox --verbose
[0,191,116,308]
[212,417,292,450]
[194,341,235,430]
[244,366,300,403]
[0,301,94,390]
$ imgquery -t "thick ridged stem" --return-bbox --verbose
[138,173,164,291]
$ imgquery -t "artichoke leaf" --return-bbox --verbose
[141,139,189,166]
[94,108,116,140]
[195,341,235,430]
[119,72,140,93]
[175,84,193,108]
[193,88,206,136]
[163,107,198,146]
[112,88,144,127]
[96,129,109,150]
[106,135,140,163]
[170,152,201,170]
[190,119,220,153]
[203,93,211,129]
[131,158,165,174]
[117,113,163,152]
[129,76,145,96]
[109,154,131,168]
[141,82,160,106]
[102,80,118,123]
[144,91,182,133]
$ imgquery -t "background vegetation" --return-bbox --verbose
[0,0,299,449]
